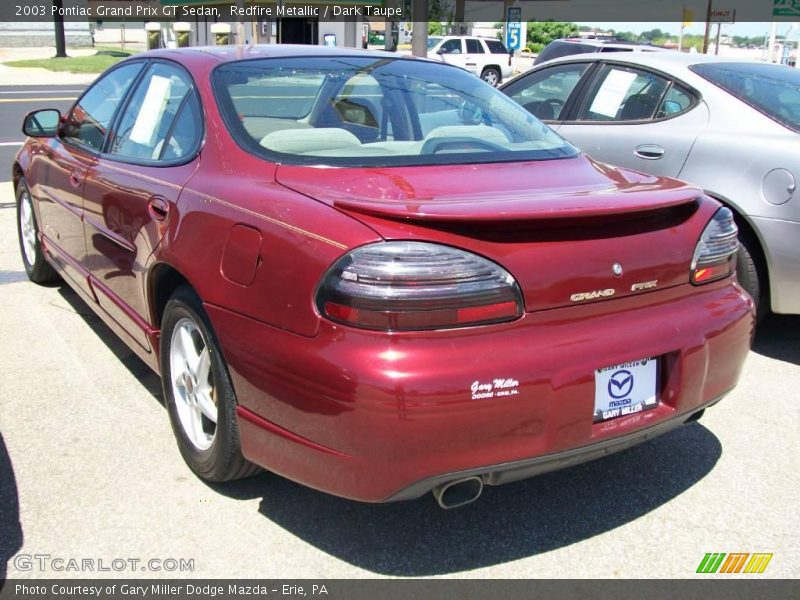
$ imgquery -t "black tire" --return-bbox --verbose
[160,286,258,482]
[735,234,767,323]
[481,67,501,86]
[16,178,59,284]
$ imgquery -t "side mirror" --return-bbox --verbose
[436,48,445,55]
[22,109,61,138]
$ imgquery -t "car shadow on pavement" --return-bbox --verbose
[0,433,23,583]
[211,422,721,576]
[752,313,800,366]
[56,285,164,404]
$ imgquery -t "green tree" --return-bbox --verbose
[525,21,579,46]
[640,28,667,42]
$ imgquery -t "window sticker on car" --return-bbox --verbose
[589,69,638,118]
[130,75,172,146]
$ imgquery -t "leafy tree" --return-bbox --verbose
[428,0,452,23]
[526,21,579,46]
[428,22,443,35]
[640,28,667,42]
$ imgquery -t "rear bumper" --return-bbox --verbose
[752,216,800,314]
[384,395,720,501]
[206,280,753,503]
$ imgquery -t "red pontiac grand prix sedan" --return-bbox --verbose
[14,46,753,508]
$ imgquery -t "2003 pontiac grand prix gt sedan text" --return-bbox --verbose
[14,46,754,509]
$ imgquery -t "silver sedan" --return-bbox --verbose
[502,52,800,319]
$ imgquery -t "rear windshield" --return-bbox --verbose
[213,56,577,167]
[691,62,800,133]
[535,41,597,64]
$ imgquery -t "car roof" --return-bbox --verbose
[434,35,500,41]
[534,50,764,72]
[559,38,659,48]
[139,44,405,66]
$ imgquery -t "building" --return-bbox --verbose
[0,21,92,47]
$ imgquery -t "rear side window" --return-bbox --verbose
[578,64,669,121]
[600,47,634,53]
[61,62,143,152]
[656,84,695,119]
[466,39,483,54]
[109,62,200,162]
[485,40,509,54]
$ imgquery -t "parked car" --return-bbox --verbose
[15,46,753,508]
[427,35,512,85]
[535,38,671,65]
[502,52,800,319]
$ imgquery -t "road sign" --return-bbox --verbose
[774,0,800,17]
[506,6,522,50]
[506,22,522,50]
[710,9,736,23]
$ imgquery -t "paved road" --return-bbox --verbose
[0,176,798,579]
[0,85,83,172]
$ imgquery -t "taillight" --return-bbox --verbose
[316,241,523,331]
[691,207,738,285]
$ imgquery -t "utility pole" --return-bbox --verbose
[52,0,66,58]
[768,21,778,63]
[411,0,428,57]
[702,0,713,54]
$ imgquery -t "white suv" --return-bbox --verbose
[427,36,512,86]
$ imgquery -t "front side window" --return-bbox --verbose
[691,62,800,133]
[213,56,577,167]
[578,64,669,121]
[109,62,200,162]
[439,39,462,54]
[504,63,591,121]
[427,37,442,51]
[62,62,143,152]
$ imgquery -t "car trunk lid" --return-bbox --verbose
[276,156,713,312]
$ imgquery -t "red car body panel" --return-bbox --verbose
[13,46,755,503]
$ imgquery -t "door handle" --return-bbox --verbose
[69,171,82,188]
[147,197,169,221]
[634,145,665,160]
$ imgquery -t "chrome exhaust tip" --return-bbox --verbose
[432,476,483,509]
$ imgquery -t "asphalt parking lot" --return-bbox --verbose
[1,88,799,580]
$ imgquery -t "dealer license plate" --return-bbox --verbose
[594,358,658,423]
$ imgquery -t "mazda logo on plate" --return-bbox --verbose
[608,369,634,399]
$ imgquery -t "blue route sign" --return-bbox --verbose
[506,6,522,51]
